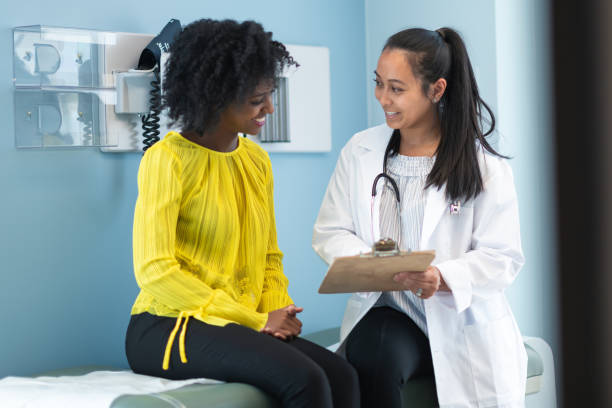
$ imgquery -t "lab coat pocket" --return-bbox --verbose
[464,314,522,403]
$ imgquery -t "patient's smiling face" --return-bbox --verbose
[218,81,276,136]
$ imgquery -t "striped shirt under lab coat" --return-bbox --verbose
[374,154,435,336]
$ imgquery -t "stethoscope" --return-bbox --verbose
[370,172,401,245]
[370,171,462,245]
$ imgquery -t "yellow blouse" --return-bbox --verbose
[131,131,293,369]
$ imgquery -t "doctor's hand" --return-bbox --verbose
[393,266,450,299]
[262,305,303,341]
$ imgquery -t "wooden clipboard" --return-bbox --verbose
[318,250,436,293]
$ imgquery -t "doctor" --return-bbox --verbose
[313,27,526,408]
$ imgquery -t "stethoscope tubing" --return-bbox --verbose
[371,172,401,244]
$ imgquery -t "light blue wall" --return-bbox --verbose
[364,0,558,355]
[0,0,367,377]
[494,0,558,358]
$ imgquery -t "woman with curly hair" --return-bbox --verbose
[125,19,360,408]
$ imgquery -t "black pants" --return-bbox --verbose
[126,313,360,408]
[345,306,436,408]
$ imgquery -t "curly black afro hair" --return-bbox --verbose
[163,19,297,135]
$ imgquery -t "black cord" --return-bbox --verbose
[141,68,161,152]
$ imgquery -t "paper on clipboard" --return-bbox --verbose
[318,250,436,293]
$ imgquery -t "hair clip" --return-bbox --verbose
[449,200,461,215]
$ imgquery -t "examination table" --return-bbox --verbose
[36,328,549,408]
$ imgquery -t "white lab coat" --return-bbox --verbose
[313,124,527,408]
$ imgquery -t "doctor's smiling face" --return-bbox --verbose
[374,49,444,133]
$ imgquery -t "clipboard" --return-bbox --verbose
[318,250,436,294]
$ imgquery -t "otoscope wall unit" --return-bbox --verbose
[12,25,331,153]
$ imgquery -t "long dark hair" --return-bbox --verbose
[382,27,506,202]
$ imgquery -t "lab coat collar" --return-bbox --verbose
[357,124,394,152]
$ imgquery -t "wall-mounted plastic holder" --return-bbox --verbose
[14,25,107,89]
[14,89,107,148]
[13,25,154,149]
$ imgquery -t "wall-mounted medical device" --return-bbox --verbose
[12,24,331,153]
[246,44,331,152]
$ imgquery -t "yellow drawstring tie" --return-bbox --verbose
[161,294,216,370]
[162,312,190,370]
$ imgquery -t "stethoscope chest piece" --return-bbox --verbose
[372,237,400,257]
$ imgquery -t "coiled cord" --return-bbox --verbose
[141,68,161,151]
